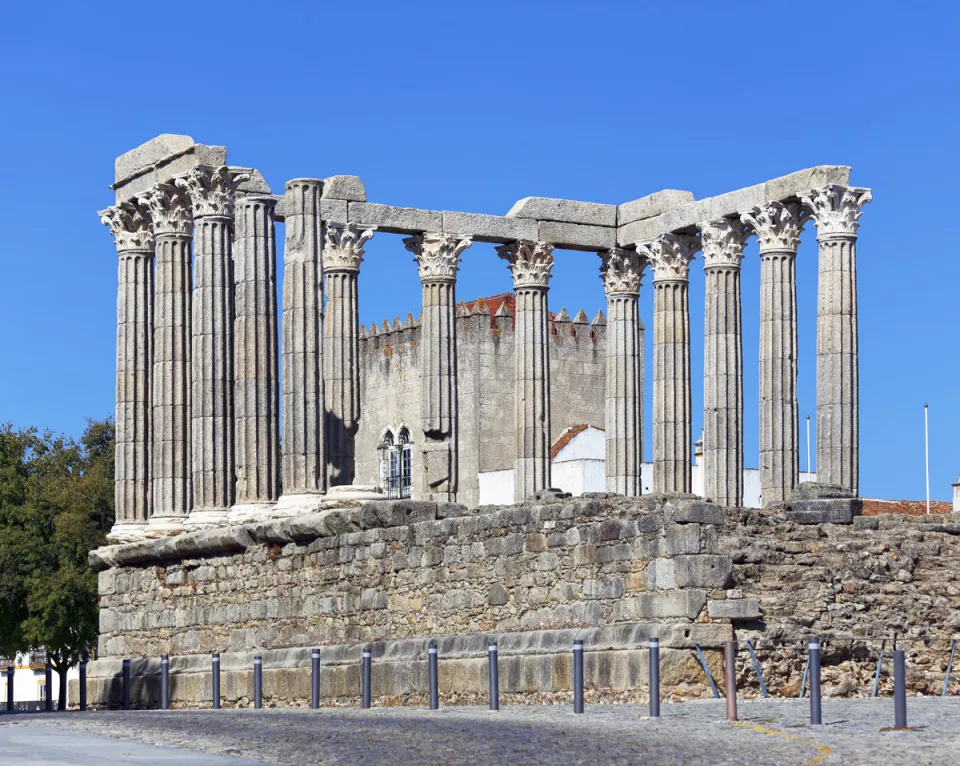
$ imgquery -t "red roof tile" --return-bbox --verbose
[860,499,953,516]
[551,424,603,460]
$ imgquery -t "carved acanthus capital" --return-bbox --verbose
[741,201,809,253]
[496,240,555,289]
[174,166,250,218]
[99,201,154,253]
[599,248,646,295]
[635,233,699,282]
[802,184,872,238]
[404,233,472,283]
[323,222,376,272]
[699,218,748,269]
[137,184,193,237]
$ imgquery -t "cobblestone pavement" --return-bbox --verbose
[4,698,959,765]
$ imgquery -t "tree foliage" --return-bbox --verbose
[0,418,114,708]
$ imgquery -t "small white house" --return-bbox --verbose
[0,650,78,710]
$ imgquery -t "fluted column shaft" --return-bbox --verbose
[498,241,555,501]
[600,249,645,496]
[100,203,154,538]
[700,220,746,507]
[178,166,248,520]
[742,202,807,505]
[138,184,193,528]
[406,233,471,500]
[803,185,872,495]
[323,223,374,486]
[281,179,325,499]
[234,195,281,506]
[637,234,697,494]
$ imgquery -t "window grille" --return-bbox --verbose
[398,428,412,498]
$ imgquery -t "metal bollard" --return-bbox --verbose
[943,640,956,698]
[573,640,584,714]
[45,659,53,712]
[311,649,321,709]
[254,656,262,709]
[428,641,439,710]
[649,638,660,718]
[361,647,372,709]
[6,666,13,712]
[724,641,738,722]
[161,655,170,710]
[894,649,907,728]
[122,659,131,711]
[808,638,822,725]
[79,659,87,712]
[212,653,221,710]
[488,642,499,711]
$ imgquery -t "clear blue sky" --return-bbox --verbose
[0,1,956,501]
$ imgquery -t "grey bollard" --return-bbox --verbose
[311,649,321,710]
[161,655,170,710]
[428,641,439,710]
[488,643,499,711]
[808,638,822,725]
[45,659,53,711]
[6,666,14,712]
[649,638,660,718]
[254,656,262,709]
[122,659,131,711]
[894,649,907,728]
[211,653,220,710]
[573,640,584,714]
[79,659,87,712]
[724,641,738,722]
[361,647,372,709]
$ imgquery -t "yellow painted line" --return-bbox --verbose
[732,722,833,766]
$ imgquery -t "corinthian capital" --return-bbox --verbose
[699,218,748,269]
[323,222,376,271]
[175,166,250,218]
[741,201,809,253]
[635,233,699,282]
[802,184,872,238]
[404,233,472,283]
[137,184,193,237]
[496,240,555,289]
[99,201,154,253]
[599,248,646,295]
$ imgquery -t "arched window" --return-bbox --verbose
[380,431,395,495]
[398,428,413,499]
[380,427,413,499]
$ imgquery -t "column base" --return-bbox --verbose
[184,509,229,531]
[145,516,186,537]
[273,492,329,517]
[106,523,147,545]
[325,485,384,502]
[227,502,277,525]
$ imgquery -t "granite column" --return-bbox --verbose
[599,248,646,496]
[742,202,808,505]
[405,233,472,500]
[637,234,698,494]
[802,185,871,495]
[497,240,555,501]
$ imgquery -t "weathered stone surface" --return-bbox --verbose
[115,134,195,182]
[790,482,855,500]
[707,598,760,620]
[507,197,616,227]
[537,221,616,251]
[322,175,366,201]
[765,165,851,202]
[347,202,442,234]
[782,498,862,524]
[634,590,706,619]
[617,190,694,226]
[441,211,538,243]
[673,555,733,588]
[665,500,725,526]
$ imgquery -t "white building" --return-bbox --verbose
[477,425,816,507]
[0,650,78,710]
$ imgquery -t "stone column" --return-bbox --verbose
[99,201,154,542]
[599,248,646,496]
[230,195,281,521]
[277,179,325,512]
[741,202,808,505]
[323,222,375,487]
[497,240,555,501]
[802,185,871,495]
[698,219,747,507]
[405,233,472,500]
[137,184,192,534]
[636,234,698,494]
[176,166,248,527]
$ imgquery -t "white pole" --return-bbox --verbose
[924,403,930,515]
[806,415,811,476]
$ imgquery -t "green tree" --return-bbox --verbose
[0,418,114,709]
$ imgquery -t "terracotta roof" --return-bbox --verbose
[861,499,953,516]
[551,424,603,460]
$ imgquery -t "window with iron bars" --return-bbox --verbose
[381,428,413,499]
